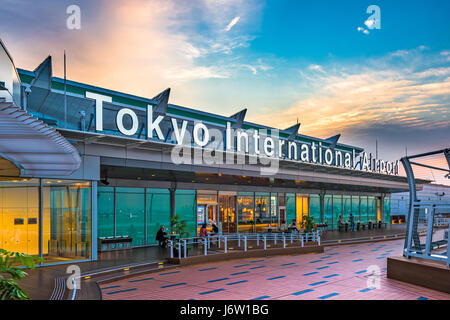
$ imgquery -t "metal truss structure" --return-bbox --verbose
[401,148,450,267]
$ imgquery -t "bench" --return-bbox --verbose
[98,236,133,252]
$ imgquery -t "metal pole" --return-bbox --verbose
[301,235,304,247]
[238,234,241,247]
[257,234,260,246]
[274,233,277,245]
[218,235,221,248]
[178,241,181,259]
[183,239,187,258]
[224,236,227,253]
[264,235,266,250]
[170,241,173,258]
[291,233,293,244]
[204,238,207,256]
[244,236,247,252]
[283,235,286,248]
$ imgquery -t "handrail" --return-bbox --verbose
[168,231,320,259]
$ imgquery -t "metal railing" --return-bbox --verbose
[168,231,320,259]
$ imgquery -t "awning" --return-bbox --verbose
[0,98,81,177]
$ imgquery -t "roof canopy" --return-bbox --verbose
[0,98,81,177]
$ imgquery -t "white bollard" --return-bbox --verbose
[183,239,187,258]
[290,233,293,244]
[238,234,241,247]
[257,234,260,246]
[244,236,247,252]
[274,233,277,245]
[264,235,267,250]
[170,241,174,258]
[301,235,304,247]
[283,235,286,248]
[218,235,221,249]
[204,238,207,255]
[178,241,182,259]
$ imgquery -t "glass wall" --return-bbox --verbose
[270,193,278,229]
[115,188,145,246]
[309,194,321,224]
[175,189,196,237]
[255,192,270,232]
[97,187,114,238]
[351,196,360,222]
[197,191,218,234]
[147,188,170,244]
[368,196,376,223]
[384,197,390,224]
[285,193,296,225]
[219,192,237,233]
[343,195,351,223]
[332,195,342,229]
[296,195,309,229]
[0,179,39,255]
[324,195,333,227]
[237,192,254,233]
[360,196,368,224]
[43,180,91,263]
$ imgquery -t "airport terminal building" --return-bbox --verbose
[0,41,429,265]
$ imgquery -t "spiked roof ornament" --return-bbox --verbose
[152,88,170,114]
[230,108,247,129]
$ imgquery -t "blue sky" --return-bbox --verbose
[0,0,449,182]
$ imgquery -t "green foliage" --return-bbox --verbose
[170,214,188,238]
[300,215,315,232]
[0,248,43,300]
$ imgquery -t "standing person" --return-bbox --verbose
[350,213,355,231]
[211,221,219,234]
[156,225,169,248]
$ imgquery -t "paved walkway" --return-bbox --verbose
[100,238,450,300]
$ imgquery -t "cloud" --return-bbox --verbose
[251,48,450,162]
[224,16,240,31]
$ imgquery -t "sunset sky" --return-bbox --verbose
[0,0,449,183]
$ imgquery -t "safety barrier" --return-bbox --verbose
[168,231,320,259]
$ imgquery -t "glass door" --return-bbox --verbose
[219,192,237,234]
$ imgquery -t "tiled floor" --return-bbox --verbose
[100,239,450,300]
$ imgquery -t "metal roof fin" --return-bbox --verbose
[152,88,170,114]
[324,134,341,149]
[230,108,247,129]
[284,123,301,141]
[31,55,52,90]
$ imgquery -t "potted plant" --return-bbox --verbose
[0,249,42,300]
[170,215,189,257]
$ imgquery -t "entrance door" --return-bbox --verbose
[219,193,237,233]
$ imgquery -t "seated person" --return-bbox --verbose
[156,225,169,248]
[288,219,297,232]
[279,220,287,232]
[338,216,344,231]
[199,223,208,238]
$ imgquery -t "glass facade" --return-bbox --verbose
[237,192,254,233]
[285,193,296,225]
[147,189,171,244]
[0,178,92,265]
[0,179,39,255]
[175,189,196,237]
[97,187,114,238]
[309,194,321,224]
[43,180,91,263]
[351,196,360,222]
[384,197,390,224]
[360,196,368,223]
[115,188,145,246]
[324,195,333,227]
[368,196,376,223]
[332,195,342,229]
